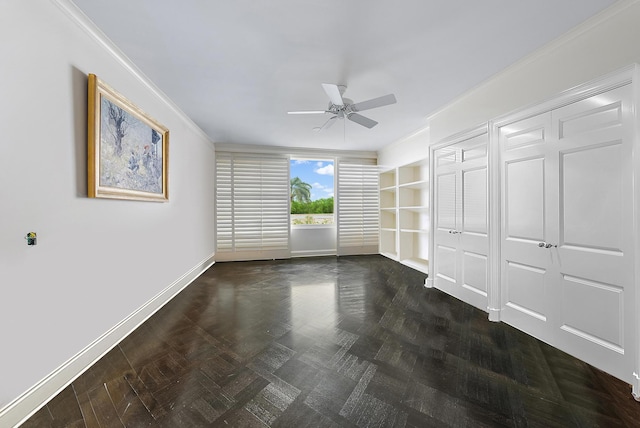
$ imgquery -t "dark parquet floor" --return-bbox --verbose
[21,255,640,427]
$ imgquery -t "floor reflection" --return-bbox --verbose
[291,282,337,329]
[21,255,640,428]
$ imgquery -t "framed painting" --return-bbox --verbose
[88,74,169,201]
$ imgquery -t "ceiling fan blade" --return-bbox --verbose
[351,94,397,112]
[322,83,344,106]
[315,116,338,131]
[288,110,327,115]
[348,113,378,129]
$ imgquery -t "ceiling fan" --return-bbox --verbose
[288,84,397,131]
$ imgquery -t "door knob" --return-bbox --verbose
[538,242,546,247]
[545,243,557,248]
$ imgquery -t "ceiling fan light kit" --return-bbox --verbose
[288,83,397,130]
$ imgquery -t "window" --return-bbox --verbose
[290,158,335,226]
[215,151,379,261]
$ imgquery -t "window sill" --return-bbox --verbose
[291,224,336,230]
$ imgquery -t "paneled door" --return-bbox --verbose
[500,112,556,342]
[433,130,489,311]
[500,85,635,381]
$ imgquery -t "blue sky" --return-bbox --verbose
[290,159,334,200]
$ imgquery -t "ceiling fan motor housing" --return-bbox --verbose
[289,83,396,130]
[328,98,354,118]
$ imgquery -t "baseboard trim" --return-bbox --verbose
[290,249,337,258]
[632,372,640,401]
[0,253,216,428]
[488,307,501,322]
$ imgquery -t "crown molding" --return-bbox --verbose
[51,0,213,146]
[425,0,640,125]
[214,142,377,160]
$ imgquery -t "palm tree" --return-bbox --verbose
[290,177,312,203]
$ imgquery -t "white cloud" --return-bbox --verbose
[315,164,334,176]
[312,182,327,190]
[312,182,334,198]
[292,159,310,165]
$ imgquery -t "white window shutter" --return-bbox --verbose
[215,153,290,260]
[215,153,233,252]
[337,158,379,255]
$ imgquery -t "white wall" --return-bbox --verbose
[377,127,429,169]
[378,0,640,153]
[291,226,337,257]
[428,0,640,143]
[0,0,216,415]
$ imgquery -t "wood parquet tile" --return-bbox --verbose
[20,255,640,427]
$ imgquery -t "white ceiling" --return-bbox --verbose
[71,0,617,152]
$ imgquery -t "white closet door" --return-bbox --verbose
[500,112,557,342]
[552,85,635,381]
[458,135,489,309]
[500,84,635,380]
[433,132,489,311]
[434,145,459,292]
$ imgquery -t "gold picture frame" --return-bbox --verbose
[88,74,169,202]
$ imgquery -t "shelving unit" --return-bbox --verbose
[379,169,398,259]
[379,159,429,273]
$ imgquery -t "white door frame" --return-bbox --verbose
[491,64,639,397]
[428,125,491,310]
[430,64,640,397]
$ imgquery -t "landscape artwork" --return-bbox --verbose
[88,74,169,201]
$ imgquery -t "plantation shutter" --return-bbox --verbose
[337,158,379,255]
[215,152,290,261]
[215,153,233,252]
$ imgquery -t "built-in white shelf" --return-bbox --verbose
[398,179,429,189]
[399,206,429,212]
[379,160,429,274]
[379,169,396,189]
